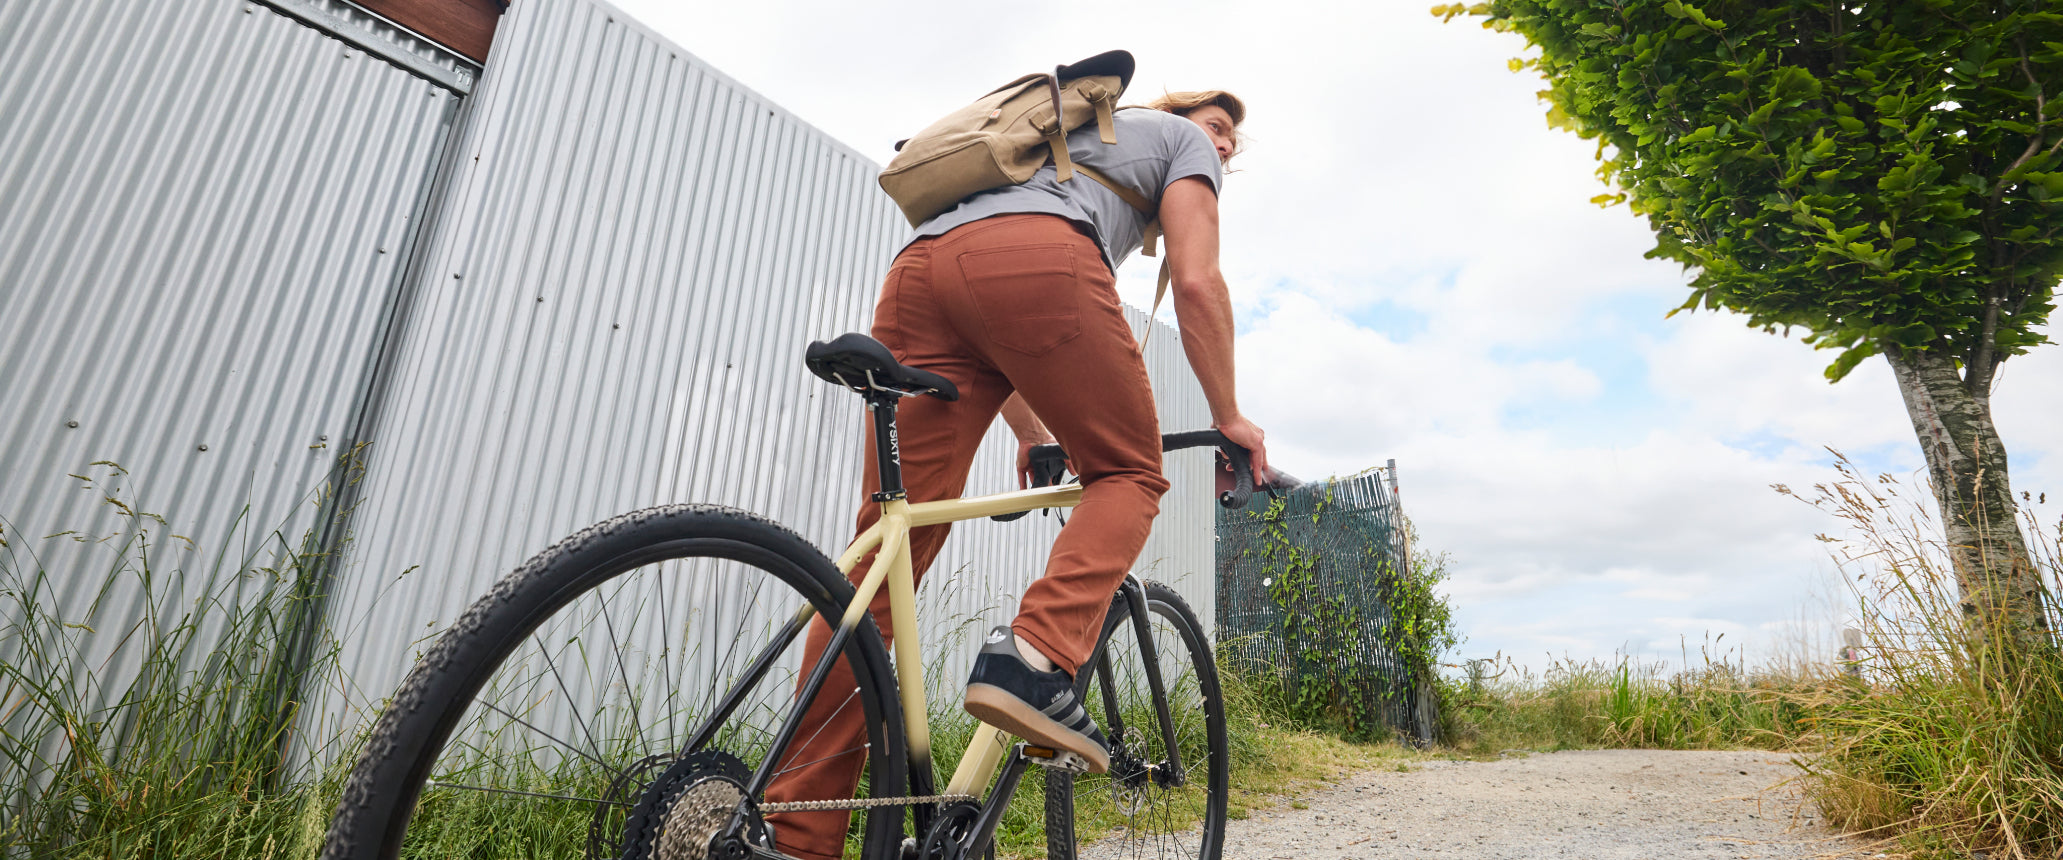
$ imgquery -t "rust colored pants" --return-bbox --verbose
[764,214,1171,860]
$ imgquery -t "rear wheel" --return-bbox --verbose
[1044,581,1228,860]
[320,504,906,860]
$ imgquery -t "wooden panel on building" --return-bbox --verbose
[354,0,505,63]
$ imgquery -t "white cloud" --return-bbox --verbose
[1644,312,1916,455]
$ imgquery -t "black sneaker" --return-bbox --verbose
[962,626,1110,773]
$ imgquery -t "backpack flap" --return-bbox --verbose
[879,51,1135,227]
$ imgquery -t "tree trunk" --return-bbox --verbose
[1881,348,2050,647]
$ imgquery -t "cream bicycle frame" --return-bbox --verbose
[816,480,1086,799]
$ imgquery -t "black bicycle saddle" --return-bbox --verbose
[805,333,960,401]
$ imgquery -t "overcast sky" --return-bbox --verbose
[602,0,2062,673]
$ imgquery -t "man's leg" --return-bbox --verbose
[763,239,1012,860]
[924,215,1172,678]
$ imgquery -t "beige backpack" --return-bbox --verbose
[878,51,1172,308]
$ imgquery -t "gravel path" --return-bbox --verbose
[1218,749,1868,859]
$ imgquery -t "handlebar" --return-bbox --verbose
[1025,429,1269,510]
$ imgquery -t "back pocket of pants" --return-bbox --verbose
[956,244,1081,357]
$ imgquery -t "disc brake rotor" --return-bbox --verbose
[1110,727,1152,816]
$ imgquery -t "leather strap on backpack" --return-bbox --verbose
[1042,73,1075,182]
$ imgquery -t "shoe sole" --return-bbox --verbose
[963,684,1111,774]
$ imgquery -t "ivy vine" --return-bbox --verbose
[1248,487,1460,742]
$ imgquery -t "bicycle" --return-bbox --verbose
[320,332,1261,860]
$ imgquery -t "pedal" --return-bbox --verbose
[1020,744,1091,774]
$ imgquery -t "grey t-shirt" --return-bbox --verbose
[907,108,1223,271]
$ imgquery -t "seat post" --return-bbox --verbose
[867,393,906,502]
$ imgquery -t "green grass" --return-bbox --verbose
[0,465,345,859]
[1434,645,1817,755]
[1777,461,2063,859]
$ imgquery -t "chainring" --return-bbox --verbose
[917,801,982,860]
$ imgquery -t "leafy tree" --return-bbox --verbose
[1436,0,2061,644]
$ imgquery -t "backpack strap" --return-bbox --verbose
[1075,165,1173,345]
[1043,73,1075,182]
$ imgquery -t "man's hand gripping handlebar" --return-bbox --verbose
[1021,430,1274,510]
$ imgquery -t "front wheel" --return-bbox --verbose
[1044,580,1229,860]
[320,504,907,860]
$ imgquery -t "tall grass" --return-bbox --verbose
[1782,457,2063,858]
[1435,644,1816,754]
[0,466,345,859]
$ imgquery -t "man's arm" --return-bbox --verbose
[1000,392,1059,489]
[1158,175,1270,482]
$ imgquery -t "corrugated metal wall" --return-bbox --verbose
[0,0,1216,765]
[0,0,465,710]
[311,0,1214,745]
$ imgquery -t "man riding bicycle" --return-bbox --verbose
[765,87,1270,860]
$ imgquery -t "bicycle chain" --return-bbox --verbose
[758,793,976,812]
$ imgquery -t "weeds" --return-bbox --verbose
[1779,456,2063,858]
[0,467,346,859]
[1434,644,1816,755]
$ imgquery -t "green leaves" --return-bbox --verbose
[1767,67,1822,103]
[1441,0,2063,383]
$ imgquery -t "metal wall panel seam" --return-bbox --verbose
[320,0,586,694]
[309,0,545,710]
[299,90,473,737]
[456,0,601,569]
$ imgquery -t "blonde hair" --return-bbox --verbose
[1142,90,1246,159]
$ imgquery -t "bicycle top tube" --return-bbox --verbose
[1026,428,1264,510]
